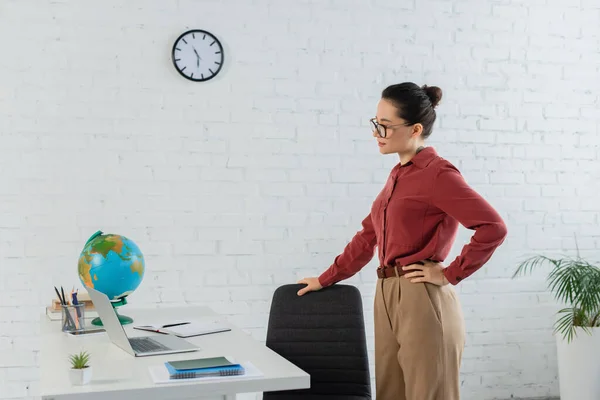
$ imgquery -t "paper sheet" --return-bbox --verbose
[163,321,231,338]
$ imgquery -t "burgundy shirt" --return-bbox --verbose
[318,147,507,287]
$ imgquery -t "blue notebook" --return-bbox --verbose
[164,362,245,379]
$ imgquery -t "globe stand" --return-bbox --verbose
[91,296,133,326]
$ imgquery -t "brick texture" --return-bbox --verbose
[1,0,599,399]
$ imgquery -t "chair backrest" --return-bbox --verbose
[263,284,371,399]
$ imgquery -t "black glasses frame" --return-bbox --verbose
[370,118,412,138]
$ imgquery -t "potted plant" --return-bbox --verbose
[513,245,600,400]
[68,350,92,385]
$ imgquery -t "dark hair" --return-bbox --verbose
[381,82,442,139]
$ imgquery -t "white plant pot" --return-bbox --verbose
[69,366,92,386]
[556,327,600,400]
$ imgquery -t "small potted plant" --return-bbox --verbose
[68,350,92,385]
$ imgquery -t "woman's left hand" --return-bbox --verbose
[402,260,449,286]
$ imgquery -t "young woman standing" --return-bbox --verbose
[297,82,507,400]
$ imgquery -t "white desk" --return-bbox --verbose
[40,306,310,400]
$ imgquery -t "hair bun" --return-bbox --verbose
[422,85,443,108]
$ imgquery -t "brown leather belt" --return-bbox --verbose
[376,261,425,279]
[376,265,405,279]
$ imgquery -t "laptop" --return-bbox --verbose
[86,286,199,357]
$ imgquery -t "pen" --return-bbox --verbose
[162,322,190,328]
[54,286,64,305]
[61,287,67,305]
[70,288,81,329]
[72,291,81,329]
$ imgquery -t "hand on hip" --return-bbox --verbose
[402,260,449,286]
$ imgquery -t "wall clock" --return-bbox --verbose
[172,29,224,82]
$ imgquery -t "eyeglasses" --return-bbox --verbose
[370,118,412,138]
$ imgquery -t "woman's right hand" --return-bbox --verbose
[297,277,323,296]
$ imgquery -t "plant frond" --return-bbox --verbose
[555,307,580,343]
[512,255,561,278]
[536,257,600,313]
[589,310,600,327]
[547,259,581,305]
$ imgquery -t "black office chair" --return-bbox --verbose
[263,283,372,400]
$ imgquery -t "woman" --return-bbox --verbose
[297,82,507,400]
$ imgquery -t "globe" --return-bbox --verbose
[78,230,145,325]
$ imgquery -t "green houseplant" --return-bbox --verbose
[512,250,600,342]
[513,245,600,400]
[68,350,92,385]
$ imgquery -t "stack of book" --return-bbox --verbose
[164,357,245,380]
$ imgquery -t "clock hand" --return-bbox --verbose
[192,47,202,68]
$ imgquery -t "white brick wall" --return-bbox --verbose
[1,0,599,399]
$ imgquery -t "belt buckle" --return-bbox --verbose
[378,265,398,279]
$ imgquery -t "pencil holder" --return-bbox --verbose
[61,304,85,332]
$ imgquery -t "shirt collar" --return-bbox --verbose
[402,146,438,169]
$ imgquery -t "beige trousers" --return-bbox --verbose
[374,276,465,400]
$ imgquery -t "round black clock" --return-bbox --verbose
[172,29,224,82]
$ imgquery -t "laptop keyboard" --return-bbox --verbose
[129,337,170,353]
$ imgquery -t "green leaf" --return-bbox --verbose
[554,307,577,343]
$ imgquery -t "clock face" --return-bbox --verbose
[172,29,224,82]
